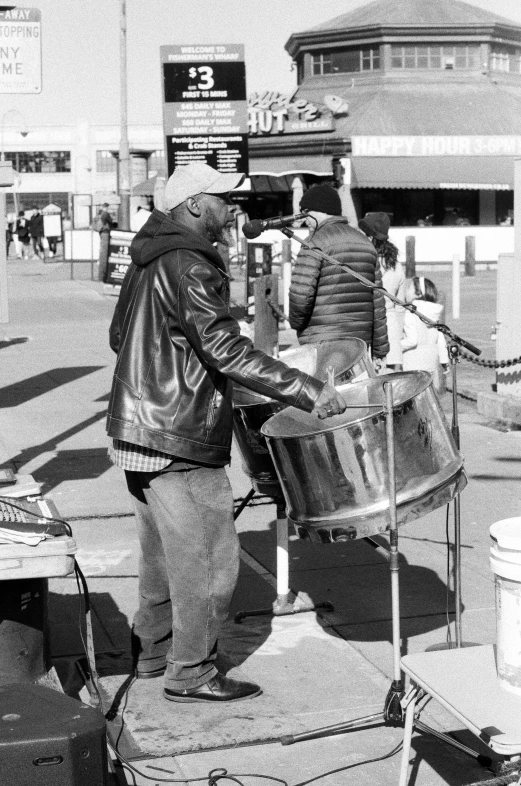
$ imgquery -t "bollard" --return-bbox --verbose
[465,236,476,276]
[281,238,292,330]
[452,254,460,319]
[405,236,416,278]
[239,236,247,265]
[253,274,279,356]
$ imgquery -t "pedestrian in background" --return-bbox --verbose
[401,276,449,393]
[95,202,114,282]
[359,212,405,370]
[9,211,21,258]
[5,214,13,257]
[15,210,31,259]
[29,206,45,259]
[289,185,389,371]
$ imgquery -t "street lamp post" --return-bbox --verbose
[1,109,29,160]
[118,0,131,230]
[1,110,29,216]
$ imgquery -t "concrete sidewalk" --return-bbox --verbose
[0,258,519,786]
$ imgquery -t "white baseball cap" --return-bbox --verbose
[164,162,245,211]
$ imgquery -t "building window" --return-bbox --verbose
[96,150,117,173]
[148,150,165,175]
[312,52,332,75]
[491,46,521,73]
[4,151,71,173]
[391,45,480,69]
[311,47,380,75]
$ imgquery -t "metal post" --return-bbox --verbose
[384,381,402,685]
[464,236,475,276]
[405,236,416,278]
[118,0,131,230]
[450,347,462,648]
[452,254,460,319]
[0,188,9,324]
[281,238,292,330]
[0,162,14,325]
[253,274,278,355]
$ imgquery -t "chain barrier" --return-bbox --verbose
[262,297,521,370]
[459,349,521,369]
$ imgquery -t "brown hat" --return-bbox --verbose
[358,212,390,241]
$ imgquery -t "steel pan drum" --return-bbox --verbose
[261,371,467,542]
[232,339,374,496]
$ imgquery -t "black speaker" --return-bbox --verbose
[0,683,107,785]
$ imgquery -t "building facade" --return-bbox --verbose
[279,0,521,226]
[3,0,521,230]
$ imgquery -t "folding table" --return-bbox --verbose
[399,645,521,786]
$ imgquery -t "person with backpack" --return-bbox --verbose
[358,212,406,371]
[15,211,31,260]
[401,276,449,394]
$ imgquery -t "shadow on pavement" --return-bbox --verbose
[238,515,457,654]
[49,590,133,695]
[33,447,113,493]
[0,366,104,407]
[0,337,30,350]
[5,410,107,473]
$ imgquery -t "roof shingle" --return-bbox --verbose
[307,0,520,33]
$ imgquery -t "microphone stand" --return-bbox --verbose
[274,226,486,757]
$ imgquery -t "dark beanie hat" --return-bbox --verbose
[300,185,342,216]
[358,212,390,241]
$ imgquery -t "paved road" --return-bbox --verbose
[0,258,518,786]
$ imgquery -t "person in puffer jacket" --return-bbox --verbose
[289,185,389,368]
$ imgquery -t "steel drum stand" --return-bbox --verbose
[279,377,490,767]
[270,227,486,762]
[233,488,334,623]
[279,225,480,651]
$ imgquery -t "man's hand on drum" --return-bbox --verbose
[313,384,348,420]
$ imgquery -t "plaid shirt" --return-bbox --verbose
[109,439,173,472]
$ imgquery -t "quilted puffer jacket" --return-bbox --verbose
[289,217,389,358]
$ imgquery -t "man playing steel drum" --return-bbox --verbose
[106,162,346,704]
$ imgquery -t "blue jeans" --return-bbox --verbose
[125,466,239,690]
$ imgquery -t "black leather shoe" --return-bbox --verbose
[164,673,262,703]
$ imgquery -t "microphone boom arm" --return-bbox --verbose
[280,226,481,357]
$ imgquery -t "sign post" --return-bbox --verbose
[0,7,42,94]
[0,161,15,324]
[160,44,248,176]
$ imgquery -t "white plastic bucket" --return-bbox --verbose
[490,517,521,695]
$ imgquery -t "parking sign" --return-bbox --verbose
[0,7,42,94]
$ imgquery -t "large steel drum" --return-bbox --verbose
[232,339,374,496]
[261,371,467,542]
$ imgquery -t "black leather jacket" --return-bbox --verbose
[106,210,324,465]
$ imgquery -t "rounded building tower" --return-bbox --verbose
[280,0,521,225]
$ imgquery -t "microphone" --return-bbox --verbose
[242,212,308,239]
